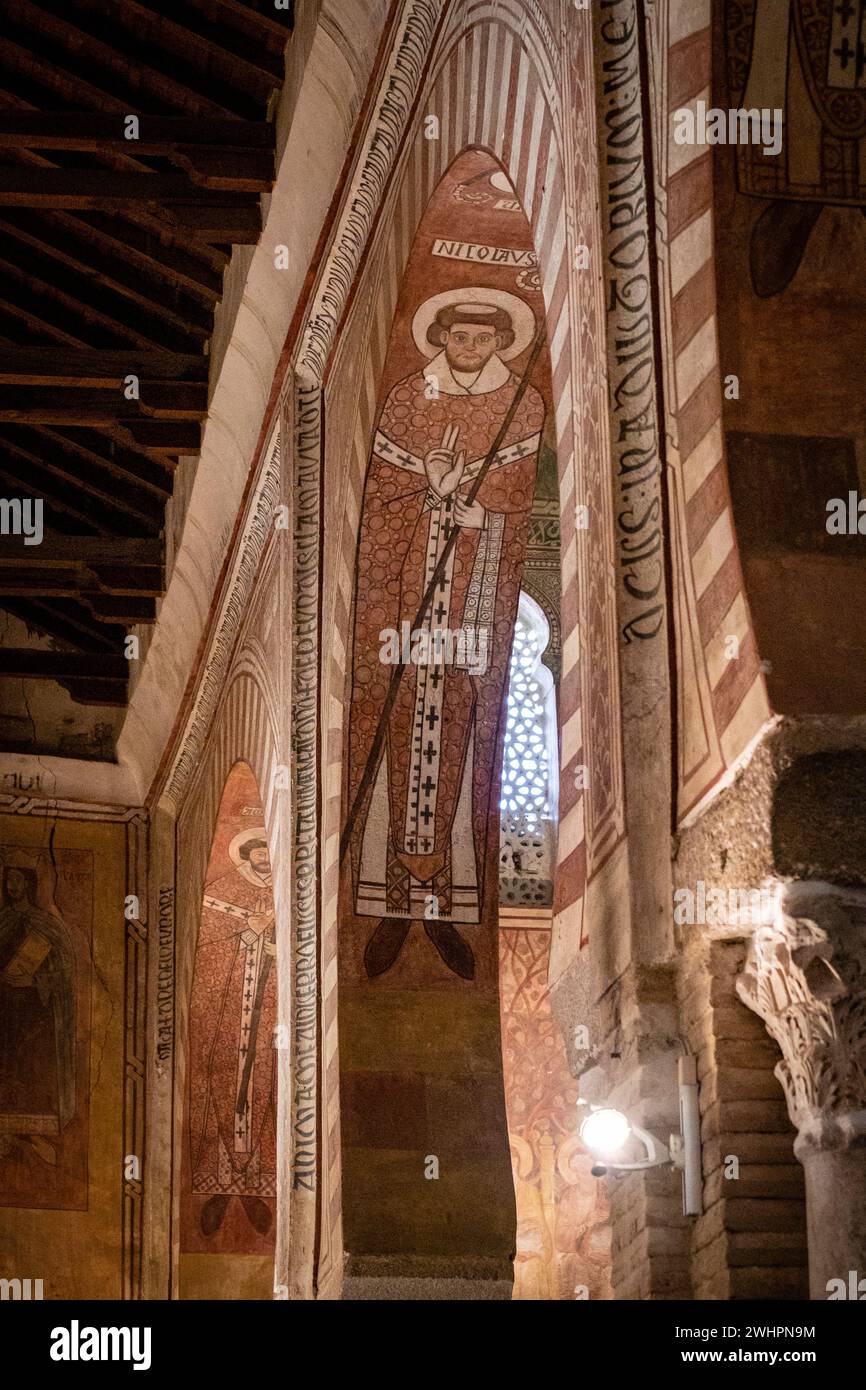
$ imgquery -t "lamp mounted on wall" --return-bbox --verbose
[579,1056,702,1217]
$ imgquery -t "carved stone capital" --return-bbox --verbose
[736,895,866,1150]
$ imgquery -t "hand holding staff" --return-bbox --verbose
[340,330,545,864]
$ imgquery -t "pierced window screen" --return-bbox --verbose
[500,591,558,907]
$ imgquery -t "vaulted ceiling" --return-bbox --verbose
[0,0,292,721]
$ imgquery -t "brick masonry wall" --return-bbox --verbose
[576,964,693,1300]
[679,934,809,1299]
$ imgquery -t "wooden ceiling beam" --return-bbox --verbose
[3,1,237,119]
[82,593,157,623]
[0,292,87,347]
[106,419,201,455]
[185,0,294,48]
[1,414,197,464]
[161,204,261,243]
[0,95,237,273]
[0,383,208,424]
[0,94,233,283]
[0,0,289,715]
[0,216,215,337]
[0,449,162,530]
[0,252,205,354]
[161,148,274,193]
[0,346,208,384]
[0,177,226,299]
[68,0,283,101]
[0,459,105,532]
[1,596,123,650]
[0,54,244,221]
[0,399,199,523]
[0,575,111,599]
[0,56,250,267]
[0,111,275,151]
[0,164,265,206]
[0,573,159,617]
[64,679,128,705]
[0,642,129,705]
[58,211,225,301]
[2,424,173,501]
[0,179,263,244]
[0,649,128,680]
[0,111,274,190]
[0,535,162,568]
[0,35,142,122]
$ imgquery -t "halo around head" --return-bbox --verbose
[228,828,268,867]
[411,285,537,361]
[228,827,270,885]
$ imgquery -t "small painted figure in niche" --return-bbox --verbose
[726,0,866,294]
[347,286,545,980]
[188,829,277,1237]
[0,865,76,1164]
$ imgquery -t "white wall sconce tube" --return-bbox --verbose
[677,1053,703,1217]
[579,1052,703,1217]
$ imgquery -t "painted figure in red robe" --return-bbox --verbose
[187,829,277,1237]
[347,287,545,979]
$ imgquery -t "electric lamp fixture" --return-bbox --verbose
[578,1056,702,1216]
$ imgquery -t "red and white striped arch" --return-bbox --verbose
[647,0,772,820]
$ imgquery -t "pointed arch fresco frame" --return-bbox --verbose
[143,0,749,1301]
[280,0,627,1296]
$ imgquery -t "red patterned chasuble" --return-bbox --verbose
[188,869,277,1198]
[349,353,545,925]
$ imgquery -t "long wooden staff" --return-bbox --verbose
[339,331,545,864]
[236,925,275,1118]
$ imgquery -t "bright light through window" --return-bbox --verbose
[499,592,558,908]
[501,612,549,830]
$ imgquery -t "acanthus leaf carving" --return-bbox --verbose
[737,907,866,1143]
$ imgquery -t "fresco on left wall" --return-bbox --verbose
[179,761,276,1299]
[0,846,92,1210]
[0,815,125,1299]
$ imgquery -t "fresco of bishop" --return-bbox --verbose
[188,829,276,1238]
[347,287,545,980]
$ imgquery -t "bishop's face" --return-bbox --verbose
[441,322,503,374]
[5,868,29,906]
[248,846,272,886]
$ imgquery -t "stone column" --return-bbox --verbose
[578,0,685,1301]
[591,0,674,973]
[737,894,866,1298]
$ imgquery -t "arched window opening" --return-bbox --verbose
[500,591,559,908]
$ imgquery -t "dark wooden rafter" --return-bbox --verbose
[46,211,226,302]
[0,648,130,706]
[68,0,286,103]
[0,137,222,343]
[0,535,162,565]
[5,422,174,494]
[0,111,276,151]
[0,0,292,709]
[0,384,208,422]
[149,0,294,56]
[0,168,264,242]
[0,450,164,532]
[0,650,130,678]
[0,217,213,342]
[3,1,243,119]
[0,346,208,381]
[0,109,235,292]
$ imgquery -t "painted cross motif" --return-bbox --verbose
[829,0,866,87]
[184,790,277,1252]
[348,285,546,979]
